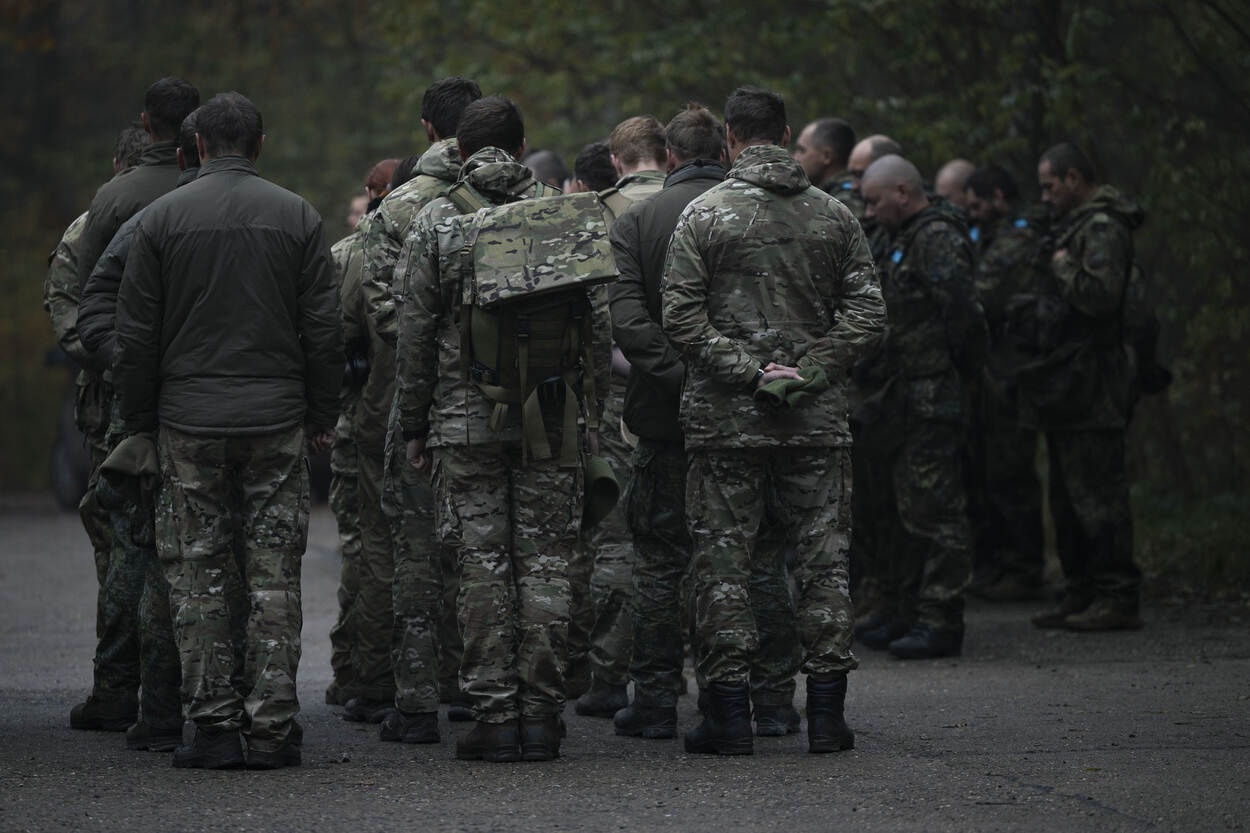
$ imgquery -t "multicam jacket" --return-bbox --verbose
[362,138,463,344]
[661,143,885,450]
[394,147,611,449]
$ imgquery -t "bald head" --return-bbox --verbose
[848,134,901,191]
[861,154,928,231]
[935,158,975,208]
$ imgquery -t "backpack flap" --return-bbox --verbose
[464,191,619,308]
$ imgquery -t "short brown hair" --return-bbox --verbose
[665,103,723,164]
[609,115,666,168]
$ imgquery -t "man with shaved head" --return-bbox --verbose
[793,116,857,206]
[935,158,975,209]
[851,154,986,660]
[845,134,902,260]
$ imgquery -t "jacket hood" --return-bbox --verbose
[1066,185,1146,231]
[727,144,810,195]
[416,137,463,184]
[460,147,536,201]
[666,159,726,188]
[137,139,179,167]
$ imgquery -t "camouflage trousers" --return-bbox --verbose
[328,426,362,696]
[968,382,1043,584]
[686,446,856,685]
[1046,429,1139,606]
[75,374,113,581]
[433,444,582,722]
[156,424,308,749]
[358,430,443,714]
[92,470,181,725]
[583,391,636,688]
[857,419,973,631]
[384,404,462,700]
[628,439,799,707]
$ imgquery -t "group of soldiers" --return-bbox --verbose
[44,72,1158,769]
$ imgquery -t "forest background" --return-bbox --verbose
[2,0,1246,594]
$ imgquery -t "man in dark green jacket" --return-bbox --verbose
[114,92,342,770]
[65,76,198,735]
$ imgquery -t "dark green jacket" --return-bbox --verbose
[114,156,342,435]
[609,159,725,443]
[76,140,182,298]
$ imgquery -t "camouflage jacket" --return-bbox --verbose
[820,172,865,221]
[394,147,612,449]
[973,206,1048,341]
[1015,185,1144,430]
[661,143,885,449]
[362,138,463,344]
[870,202,987,424]
[43,211,91,369]
[603,169,665,218]
[331,225,365,447]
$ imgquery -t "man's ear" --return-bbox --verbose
[252,134,265,163]
[421,118,438,144]
[141,112,153,138]
[195,133,208,163]
[780,125,791,147]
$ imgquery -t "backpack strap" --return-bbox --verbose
[599,187,632,225]
[446,181,491,215]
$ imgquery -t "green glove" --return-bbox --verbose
[752,365,831,410]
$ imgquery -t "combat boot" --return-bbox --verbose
[855,614,908,650]
[574,677,628,718]
[1063,598,1143,632]
[1031,592,1094,629]
[753,703,801,736]
[456,719,521,763]
[69,694,138,731]
[520,716,562,762]
[684,682,752,756]
[806,674,855,753]
[342,696,395,723]
[245,721,302,770]
[379,710,440,744]
[613,701,677,739]
[324,680,351,706]
[172,726,245,769]
[888,624,963,659]
[125,718,184,752]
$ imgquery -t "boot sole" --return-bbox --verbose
[615,725,677,739]
[456,748,522,762]
[172,753,245,769]
[809,733,856,753]
[127,734,182,752]
[521,745,560,762]
[684,737,753,755]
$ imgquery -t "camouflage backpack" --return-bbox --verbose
[447,181,619,465]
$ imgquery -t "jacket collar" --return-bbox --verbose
[138,139,180,167]
[665,159,726,188]
[197,156,260,177]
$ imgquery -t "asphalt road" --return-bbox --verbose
[1,493,1246,833]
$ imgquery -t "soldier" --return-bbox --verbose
[573,114,667,719]
[60,77,199,734]
[346,194,369,232]
[569,141,616,193]
[846,134,902,260]
[355,77,483,724]
[793,116,857,205]
[1024,143,1144,631]
[961,164,1047,601]
[522,148,569,189]
[76,111,207,753]
[855,155,987,660]
[935,158,975,210]
[325,157,399,709]
[114,91,342,769]
[608,102,804,741]
[662,87,885,755]
[42,126,148,656]
[395,95,612,762]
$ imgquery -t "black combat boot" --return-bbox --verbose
[379,710,440,744]
[520,716,562,762]
[683,682,752,755]
[613,700,678,739]
[125,718,184,752]
[753,703,801,736]
[855,614,908,650]
[455,719,521,763]
[342,696,395,723]
[246,721,303,770]
[172,726,246,769]
[574,677,628,718]
[1063,597,1143,632]
[806,674,855,754]
[1031,591,1094,629]
[888,624,963,659]
[69,694,138,731]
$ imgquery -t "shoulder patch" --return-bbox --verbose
[1014,218,1029,228]
[891,249,903,264]
[969,226,980,243]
